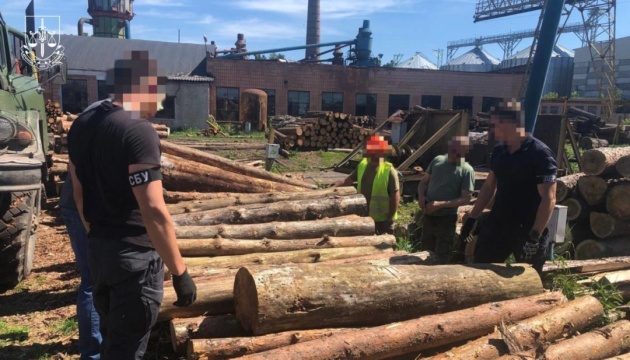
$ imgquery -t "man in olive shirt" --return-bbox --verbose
[335,135,400,234]
[418,136,474,263]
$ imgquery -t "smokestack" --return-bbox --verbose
[305,0,320,61]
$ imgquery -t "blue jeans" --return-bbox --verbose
[62,208,102,360]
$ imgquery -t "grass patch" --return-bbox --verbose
[0,320,29,343]
[395,200,418,227]
[564,144,584,174]
[50,318,78,336]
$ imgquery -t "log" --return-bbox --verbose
[326,251,440,266]
[590,212,630,239]
[277,127,303,138]
[163,191,245,203]
[188,328,357,360]
[158,276,234,322]
[174,215,375,240]
[581,147,630,176]
[602,354,630,360]
[616,155,630,178]
[497,320,630,360]
[427,296,603,360]
[161,154,305,193]
[177,234,395,257]
[560,196,589,222]
[171,194,367,226]
[578,176,608,206]
[607,183,630,221]
[234,263,544,335]
[170,315,246,354]
[182,246,393,278]
[556,173,585,202]
[237,292,566,360]
[543,256,630,274]
[580,136,609,150]
[575,238,630,260]
[160,140,315,189]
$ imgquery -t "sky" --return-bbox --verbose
[2,0,629,65]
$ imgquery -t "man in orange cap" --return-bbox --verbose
[335,135,400,234]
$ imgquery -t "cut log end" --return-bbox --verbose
[582,149,607,175]
[590,212,616,239]
[578,176,608,206]
[616,156,630,178]
[234,267,258,333]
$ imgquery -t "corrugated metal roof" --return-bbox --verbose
[167,75,214,82]
[397,53,438,70]
[447,47,500,66]
[59,35,208,76]
[510,43,574,59]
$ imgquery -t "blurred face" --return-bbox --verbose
[448,136,470,160]
[490,115,516,142]
[121,75,166,119]
[365,135,389,162]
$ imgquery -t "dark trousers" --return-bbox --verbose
[421,214,457,264]
[474,218,550,274]
[88,237,164,360]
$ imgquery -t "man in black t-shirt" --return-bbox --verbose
[68,51,196,359]
[460,100,557,273]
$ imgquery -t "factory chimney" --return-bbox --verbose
[305,0,320,61]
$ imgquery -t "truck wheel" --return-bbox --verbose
[0,190,39,290]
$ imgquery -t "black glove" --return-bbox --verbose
[522,230,541,261]
[172,268,197,307]
[459,217,477,243]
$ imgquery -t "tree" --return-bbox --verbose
[383,54,404,68]
[268,53,286,60]
[254,54,267,60]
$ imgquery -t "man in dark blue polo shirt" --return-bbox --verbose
[460,101,557,273]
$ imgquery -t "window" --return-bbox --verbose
[576,106,584,110]
[288,91,310,116]
[97,80,109,100]
[388,94,410,115]
[541,106,548,114]
[61,79,88,114]
[155,96,175,119]
[481,97,503,113]
[587,106,598,115]
[356,93,377,116]
[322,92,343,113]
[550,106,560,114]
[263,89,276,116]
[453,96,473,115]
[421,95,441,110]
[216,87,239,121]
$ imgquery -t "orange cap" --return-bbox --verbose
[366,135,389,154]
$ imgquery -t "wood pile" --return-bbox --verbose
[554,146,630,259]
[270,112,375,151]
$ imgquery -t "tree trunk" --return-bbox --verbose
[606,183,630,221]
[560,196,589,222]
[543,256,630,274]
[615,155,630,178]
[170,315,246,354]
[171,195,367,226]
[578,176,608,206]
[161,154,305,193]
[575,238,630,260]
[556,173,585,202]
[188,328,357,360]
[160,140,315,189]
[590,212,630,239]
[497,320,630,360]
[174,215,375,239]
[236,292,565,360]
[164,191,245,204]
[158,276,234,322]
[579,136,609,150]
[178,234,395,257]
[234,263,544,335]
[182,246,393,278]
[427,296,603,360]
[323,251,440,266]
[602,354,630,360]
[581,147,630,176]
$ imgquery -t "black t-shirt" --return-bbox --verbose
[489,135,557,228]
[68,100,161,248]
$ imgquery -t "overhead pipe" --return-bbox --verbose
[523,0,565,133]
[77,17,92,36]
[220,39,356,59]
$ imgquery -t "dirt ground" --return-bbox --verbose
[0,199,180,360]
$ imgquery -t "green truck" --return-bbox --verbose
[0,11,65,289]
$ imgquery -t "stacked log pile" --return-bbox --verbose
[555,146,630,259]
[270,112,375,151]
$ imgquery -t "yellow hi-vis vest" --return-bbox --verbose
[357,158,398,222]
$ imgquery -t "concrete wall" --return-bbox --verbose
[207,59,524,122]
[166,81,210,130]
[572,36,630,99]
